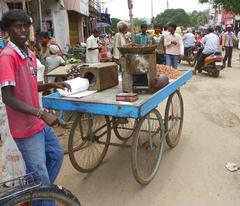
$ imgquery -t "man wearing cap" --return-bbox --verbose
[222,25,237,68]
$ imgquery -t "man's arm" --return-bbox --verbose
[2,86,39,116]
[37,81,71,92]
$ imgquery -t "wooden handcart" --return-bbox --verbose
[43,69,192,185]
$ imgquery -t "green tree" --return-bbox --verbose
[109,17,121,33]
[199,0,240,14]
[190,10,208,27]
[154,9,191,27]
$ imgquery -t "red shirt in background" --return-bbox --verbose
[0,42,45,138]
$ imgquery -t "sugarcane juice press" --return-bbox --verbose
[119,49,157,93]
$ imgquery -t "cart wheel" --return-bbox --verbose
[112,117,135,141]
[164,90,184,148]
[68,113,111,173]
[131,109,164,185]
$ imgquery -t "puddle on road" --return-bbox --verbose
[203,109,240,128]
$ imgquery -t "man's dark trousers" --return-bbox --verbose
[195,53,209,72]
[223,46,233,67]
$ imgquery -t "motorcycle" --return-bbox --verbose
[194,40,224,77]
[195,51,224,77]
[180,46,197,66]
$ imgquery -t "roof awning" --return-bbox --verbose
[63,0,89,16]
[3,0,31,2]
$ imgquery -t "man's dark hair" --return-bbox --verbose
[154,24,163,29]
[1,9,31,31]
[39,31,50,39]
[208,27,214,33]
[92,29,100,33]
[141,23,148,29]
[168,23,177,30]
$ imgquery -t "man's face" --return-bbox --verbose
[8,21,30,46]
[93,32,100,38]
[141,26,147,34]
[40,36,49,46]
[154,27,162,34]
[227,27,232,32]
[168,26,175,34]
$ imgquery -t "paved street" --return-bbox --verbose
[56,50,240,206]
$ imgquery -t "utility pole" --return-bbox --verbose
[151,0,154,28]
[128,0,134,42]
[166,0,169,10]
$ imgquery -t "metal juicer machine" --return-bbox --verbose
[119,45,157,93]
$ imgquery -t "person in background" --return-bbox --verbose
[0,10,71,206]
[86,29,101,63]
[135,23,151,45]
[152,23,165,64]
[112,21,128,64]
[164,23,184,69]
[125,24,132,43]
[39,31,62,65]
[195,27,219,73]
[222,25,237,68]
[182,28,196,56]
[0,22,5,53]
[45,45,65,83]
[46,45,65,71]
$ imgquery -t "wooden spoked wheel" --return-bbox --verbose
[131,109,165,185]
[112,117,135,141]
[164,90,184,148]
[68,114,111,173]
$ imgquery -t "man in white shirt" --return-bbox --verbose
[182,28,195,56]
[195,27,219,73]
[164,23,184,69]
[86,29,101,63]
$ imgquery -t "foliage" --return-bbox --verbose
[109,17,147,33]
[199,0,240,14]
[189,10,209,27]
[109,17,121,33]
[133,18,147,27]
[154,9,191,27]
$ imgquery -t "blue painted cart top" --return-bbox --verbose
[42,69,192,118]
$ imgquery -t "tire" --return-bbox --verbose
[3,185,81,206]
[212,70,220,77]
[188,51,197,67]
[164,90,184,148]
[112,117,135,141]
[131,109,164,185]
[68,113,111,173]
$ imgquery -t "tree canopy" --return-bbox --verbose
[199,0,240,14]
[154,9,208,28]
[109,17,121,33]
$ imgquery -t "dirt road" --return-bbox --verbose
[56,50,240,206]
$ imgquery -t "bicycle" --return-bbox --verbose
[0,172,81,205]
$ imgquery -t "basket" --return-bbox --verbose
[118,44,157,54]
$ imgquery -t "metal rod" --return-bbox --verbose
[22,0,26,11]
[98,140,132,148]
[38,0,42,31]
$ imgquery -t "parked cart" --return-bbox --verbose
[42,69,192,185]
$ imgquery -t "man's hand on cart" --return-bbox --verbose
[51,82,72,92]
